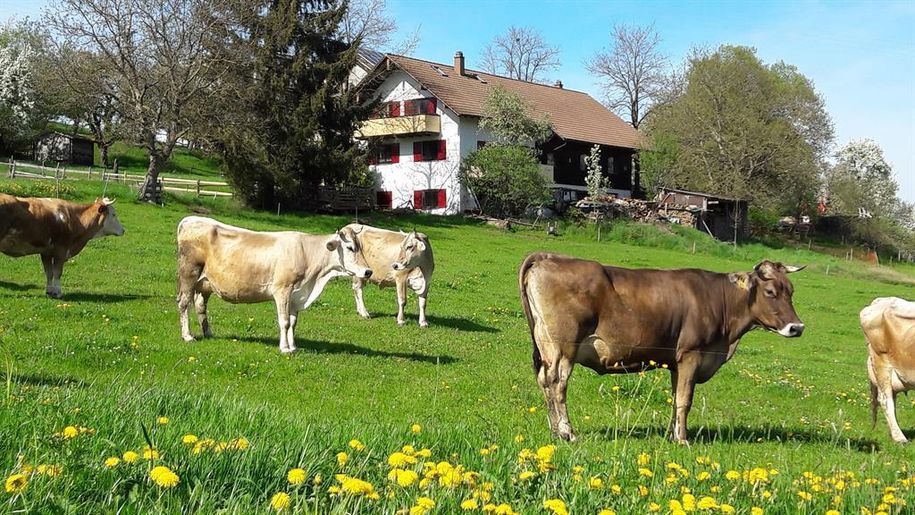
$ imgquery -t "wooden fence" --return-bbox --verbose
[5,159,233,198]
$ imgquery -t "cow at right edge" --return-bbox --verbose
[519,253,806,444]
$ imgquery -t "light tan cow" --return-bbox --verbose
[344,224,434,326]
[861,296,915,443]
[176,216,373,353]
[0,194,125,298]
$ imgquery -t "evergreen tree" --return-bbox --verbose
[213,0,372,209]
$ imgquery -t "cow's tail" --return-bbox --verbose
[519,253,544,375]
[867,353,879,429]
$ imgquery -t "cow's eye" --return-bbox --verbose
[406,244,414,251]
[347,245,355,252]
[764,289,776,298]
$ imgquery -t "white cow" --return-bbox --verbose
[176,216,373,353]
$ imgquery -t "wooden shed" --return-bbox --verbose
[34,132,95,166]
[656,188,749,243]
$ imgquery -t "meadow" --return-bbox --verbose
[1,178,913,514]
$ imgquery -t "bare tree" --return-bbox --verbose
[44,0,229,201]
[337,0,420,55]
[481,26,560,83]
[587,24,667,129]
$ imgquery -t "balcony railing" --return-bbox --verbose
[357,114,441,138]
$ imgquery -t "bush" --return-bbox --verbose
[460,143,549,218]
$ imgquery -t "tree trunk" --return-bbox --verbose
[139,153,164,203]
[100,144,111,168]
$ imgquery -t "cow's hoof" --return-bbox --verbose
[280,348,297,355]
[359,313,371,319]
[557,430,577,442]
[46,291,63,299]
[419,320,429,328]
[397,320,406,326]
[182,335,196,343]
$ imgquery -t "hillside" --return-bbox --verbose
[1,178,913,514]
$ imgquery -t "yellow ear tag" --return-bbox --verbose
[736,275,749,290]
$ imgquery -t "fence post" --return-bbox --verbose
[196,179,201,197]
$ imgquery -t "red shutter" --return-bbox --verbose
[437,189,447,208]
[427,98,437,114]
[413,190,424,210]
[436,140,446,160]
[413,142,423,162]
[376,191,392,208]
[390,102,400,117]
[390,143,399,163]
[403,100,414,116]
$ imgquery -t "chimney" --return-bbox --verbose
[554,80,563,89]
[454,51,465,76]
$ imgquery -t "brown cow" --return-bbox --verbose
[519,253,805,444]
[861,297,915,443]
[176,216,373,353]
[344,224,434,326]
[0,194,125,298]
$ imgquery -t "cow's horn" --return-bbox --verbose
[102,197,115,205]
[784,265,806,273]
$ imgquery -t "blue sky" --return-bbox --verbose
[5,0,914,202]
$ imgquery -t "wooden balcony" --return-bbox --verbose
[357,114,441,138]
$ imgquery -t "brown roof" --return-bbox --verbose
[383,54,642,150]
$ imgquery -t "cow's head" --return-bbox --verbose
[392,230,428,271]
[326,226,372,279]
[93,197,125,237]
[732,260,805,337]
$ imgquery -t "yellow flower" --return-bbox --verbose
[751,508,763,515]
[797,491,812,501]
[288,468,307,485]
[536,445,555,462]
[348,439,365,451]
[527,406,537,413]
[231,438,249,450]
[611,484,622,494]
[388,452,418,468]
[519,470,536,481]
[461,499,479,510]
[157,416,169,425]
[62,426,79,439]
[416,448,432,458]
[149,466,179,488]
[122,451,139,463]
[696,471,711,481]
[638,485,649,496]
[698,496,718,510]
[270,492,290,511]
[639,467,654,477]
[514,434,524,443]
[182,434,198,445]
[416,497,435,509]
[589,476,604,489]
[143,447,160,460]
[725,470,740,481]
[411,424,422,434]
[826,511,840,515]
[720,505,735,514]
[4,474,27,494]
[637,453,651,466]
[335,474,376,496]
[682,494,696,511]
[39,464,61,477]
[336,452,348,467]
[598,510,617,515]
[104,457,121,468]
[388,468,418,487]
[648,502,661,512]
[543,498,568,515]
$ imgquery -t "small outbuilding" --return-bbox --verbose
[656,187,749,243]
[33,132,95,166]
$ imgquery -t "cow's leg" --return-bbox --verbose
[536,358,560,436]
[177,264,202,342]
[668,370,679,437]
[872,363,908,443]
[395,278,408,326]
[194,285,213,338]
[40,254,55,297]
[41,254,65,298]
[287,311,299,353]
[550,356,576,441]
[274,290,294,353]
[352,278,370,319]
[672,360,698,444]
[880,389,907,443]
[416,290,429,328]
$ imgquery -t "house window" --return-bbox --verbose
[413,140,446,162]
[372,101,400,118]
[413,189,447,210]
[376,191,393,209]
[579,154,588,171]
[369,143,399,164]
[403,98,437,115]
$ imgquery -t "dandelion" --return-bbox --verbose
[270,492,290,511]
[388,452,418,468]
[123,451,139,463]
[411,424,422,434]
[682,494,696,511]
[751,508,764,515]
[648,502,661,512]
[725,470,740,481]
[639,468,654,478]
[182,434,198,445]
[797,491,812,501]
[697,496,718,510]
[637,453,651,466]
[348,439,365,451]
[336,452,348,467]
[231,438,250,450]
[461,499,479,510]
[720,505,735,514]
[157,416,169,425]
[589,476,604,489]
[825,511,840,515]
[696,471,711,481]
[410,496,435,515]
[638,485,649,496]
[143,447,160,460]
[335,474,377,497]
[288,468,307,485]
[543,498,568,515]
[598,511,617,515]
[527,406,537,413]
[62,426,79,439]
[514,434,525,443]
[149,466,179,488]
[416,448,432,458]
[104,457,121,468]
[518,471,536,481]
[388,469,418,487]
[4,474,27,494]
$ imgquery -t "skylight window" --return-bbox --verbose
[431,65,448,77]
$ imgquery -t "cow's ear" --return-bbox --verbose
[98,203,109,214]
[326,238,340,251]
[728,272,753,291]
[415,240,426,252]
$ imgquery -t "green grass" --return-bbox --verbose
[1,178,913,514]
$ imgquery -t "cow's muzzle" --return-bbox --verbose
[392,262,405,271]
[360,269,373,279]
[776,323,805,338]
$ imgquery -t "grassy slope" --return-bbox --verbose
[1,178,913,514]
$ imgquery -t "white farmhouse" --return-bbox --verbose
[355,51,642,215]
